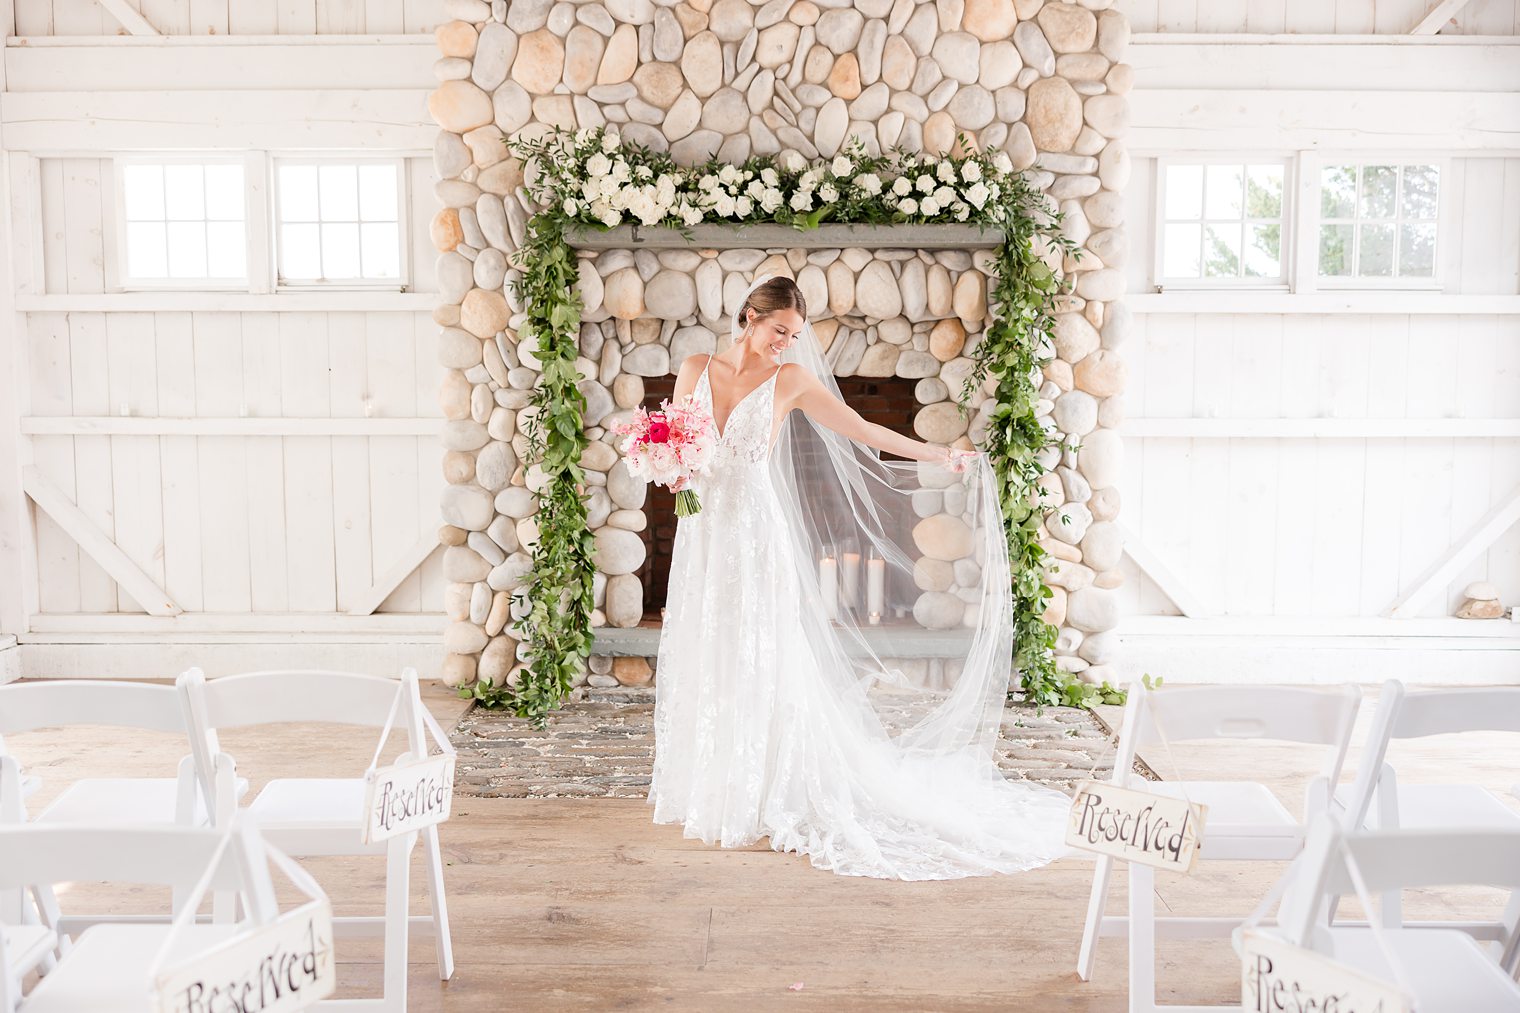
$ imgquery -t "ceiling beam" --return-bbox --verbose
[95,0,159,35]
[1410,0,1472,34]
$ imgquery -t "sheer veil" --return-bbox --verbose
[735,271,1021,767]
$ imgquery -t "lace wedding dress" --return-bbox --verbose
[647,346,1072,882]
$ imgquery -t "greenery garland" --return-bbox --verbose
[461,125,1119,723]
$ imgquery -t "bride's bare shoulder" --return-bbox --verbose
[775,361,821,394]
[676,353,713,379]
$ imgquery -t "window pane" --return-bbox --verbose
[1244,223,1281,278]
[280,222,321,279]
[1204,165,1243,220]
[360,222,401,278]
[203,164,244,221]
[206,221,246,278]
[1360,165,1397,219]
[1401,164,1439,220]
[1319,224,1353,276]
[1203,224,1241,278]
[163,164,205,221]
[319,165,359,221]
[1163,222,1200,277]
[1321,165,1356,219]
[321,222,360,278]
[1245,165,1283,219]
[166,221,207,277]
[1164,165,1203,220]
[279,164,319,222]
[126,221,167,277]
[122,164,165,221]
[358,164,398,222]
[1359,223,1395,276]
[1399,223,1436,277]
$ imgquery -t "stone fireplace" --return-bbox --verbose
[428,0,1132,694]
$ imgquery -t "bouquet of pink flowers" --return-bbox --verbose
[611,395,717,517]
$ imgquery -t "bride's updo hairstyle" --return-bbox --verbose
[740,275,807,330]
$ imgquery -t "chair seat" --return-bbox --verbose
[20,923,241,1013]
[1147,780,1298,831]
[3,924,57,982]
[1335,783,1520,831]
[1327,927,1520,1012]
[247,778,377,854]
[37,778,216,826]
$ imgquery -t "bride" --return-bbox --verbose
[646,272,1071,881]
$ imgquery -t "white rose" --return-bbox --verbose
[921,197,940,215]
[961,160,983,182]
[899,196,918,215]
[782,151,807,173]
[992,151,1013,174]
[790,190,814,212]
[954,202,970,221]
[891,176,912,196]
[761,167,780,186]
[936,161,956,183]
[587,153,611,178]
[934,185,956,206]
[736,195,754,216]
[854,173,882,195]
[819,183,839,203]
[601,132,619,153]
[964,181,990,209]
[830,155,852,176]
[916,174,935,193]
[563,198,580,216]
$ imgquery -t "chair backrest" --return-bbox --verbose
[1390,686,1520,739]
[1340,682,1520,831]
[1278,818,1520,946]
[1113,682,1362,797]
[0,680,185,740]
[177,668,426,814]
[0,823,249,896]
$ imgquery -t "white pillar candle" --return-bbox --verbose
[841,551,860,609]
[866,556,885,617]
[819,555,838,620]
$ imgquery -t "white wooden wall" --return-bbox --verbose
[1117,0,1520,34]
[1120,158,1520,621]
[12,0,444,35]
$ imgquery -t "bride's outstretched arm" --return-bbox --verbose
[778,363,963,465]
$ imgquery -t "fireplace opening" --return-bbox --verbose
[634,375,924,621]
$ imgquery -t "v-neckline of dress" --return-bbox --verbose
[703,362,780,441]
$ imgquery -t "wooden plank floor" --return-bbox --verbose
[9,682,1519,1011]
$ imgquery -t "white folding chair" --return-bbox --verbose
[1076,681,1362,1012]
[0,680,239,946]
[0,818,322,1013]
[1268,819,1520,1012]
[1334,680,1520,968]
[178,666,454,1012]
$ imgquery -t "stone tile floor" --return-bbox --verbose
[452,685,1129,798]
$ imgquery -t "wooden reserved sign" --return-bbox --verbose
[155,899,336,1013]
[362,752,456,844]
[1065,779,1206,872]
[1239,929,1411,1013]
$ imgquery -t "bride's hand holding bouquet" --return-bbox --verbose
[612,397,717,517]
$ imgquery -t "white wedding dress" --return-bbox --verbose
[647,353,1072,881]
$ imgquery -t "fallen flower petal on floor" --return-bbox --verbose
[788,982,804,991]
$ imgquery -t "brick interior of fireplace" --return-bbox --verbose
[635,375,922,621]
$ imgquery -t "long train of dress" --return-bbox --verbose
[647,357,1072,881]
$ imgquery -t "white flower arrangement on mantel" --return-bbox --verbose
[516,126,1036,234]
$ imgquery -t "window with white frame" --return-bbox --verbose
[118,159,247,285]
[1157,161,1288,286]
[275,160,404,285]
[1317,162,1439,282]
